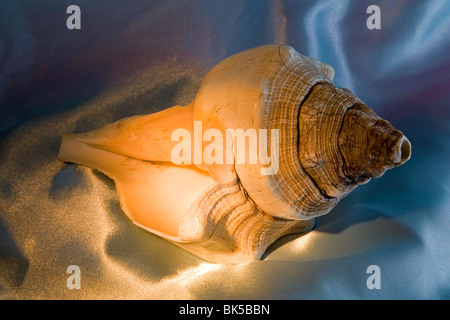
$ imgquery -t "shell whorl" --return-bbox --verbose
[194,45,339,219]
[298,85,357,199]
[258,47,339,219]
[176,180,314,263]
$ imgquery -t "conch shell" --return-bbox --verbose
[58,45,411,263]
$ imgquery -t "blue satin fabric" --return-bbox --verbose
[0,0,449,299]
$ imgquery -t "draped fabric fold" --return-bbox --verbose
[0,0,449,299]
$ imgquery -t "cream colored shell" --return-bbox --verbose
[58,45,411,263]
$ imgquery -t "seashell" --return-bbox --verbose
[58,44,411,263]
